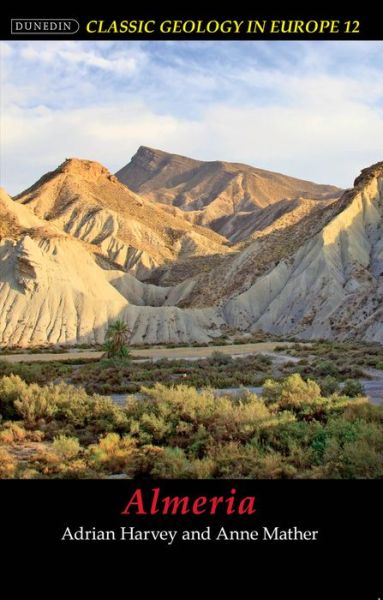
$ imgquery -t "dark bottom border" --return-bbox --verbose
[1,479,382,584]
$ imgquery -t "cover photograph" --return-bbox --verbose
[0,8,382,585]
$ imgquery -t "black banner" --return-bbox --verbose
[1,481,382,574]
[0,9,377,41]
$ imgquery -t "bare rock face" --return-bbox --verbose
[16,236,42,291]
[223,162,383,343]
[0,185,225,346]
[0,235,224,346]
[15,158,229,279]
[116,146,341,238]
[0,157,382,347]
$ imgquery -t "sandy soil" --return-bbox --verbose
[0,342,291,363]
[2,343,381,404]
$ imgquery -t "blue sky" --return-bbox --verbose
[1,40,382,193]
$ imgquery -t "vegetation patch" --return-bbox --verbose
[0,373,382,479]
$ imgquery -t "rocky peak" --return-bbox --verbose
[14,158,119,200]
[57,158,118,182]
[132,146,199,168]
[353,161,383,188]
[117,146,202,191]
[130,146,168,175]
[135,145,169,162]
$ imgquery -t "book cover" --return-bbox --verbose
[0,6,382,592]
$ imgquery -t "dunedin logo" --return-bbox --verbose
[11,19,80,35]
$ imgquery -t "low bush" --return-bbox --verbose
[342,379,364,397]
[0,448,17,478]
[0,372,382,479]
[315,360,339,377]
[0,422,27,443]
[320,376,340,396]
[52,435,81,459]
[263,373,321,408]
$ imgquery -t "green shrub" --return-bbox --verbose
[0,448,16,478]
[14,384,58,426]
[52,435,80,459]
[210,442,260,478]
[0,375,128,434]
[0,371,382,480]
[323,437,383,478]
[148,447,190,478]
[311,430,328,464]
[88,433,138,474]
[0,375,28,419]
[315,361,339,377]
[320,376,340,396]
[210,351,233,365]
[342,402,383,424]
[263,373,321,408]
[0,422,27,443]
[342,379,364,398]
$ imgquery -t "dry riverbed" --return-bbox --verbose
[0,342,293,363]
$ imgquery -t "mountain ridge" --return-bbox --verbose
[14,157,230,279]
[116,146,341,240]
[0,153,381,346]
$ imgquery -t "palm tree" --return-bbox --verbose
[104,320,131,359]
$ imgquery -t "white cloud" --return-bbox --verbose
[2,102,203,193]
[1,41,383,193]
[3,95,382,194]
[19,43,143,75]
